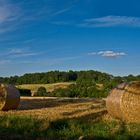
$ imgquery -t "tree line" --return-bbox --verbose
[31,72,140,98]
[2,70,138,98]
[0,70,140,85]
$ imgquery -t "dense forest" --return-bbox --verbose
[0,70,140,98]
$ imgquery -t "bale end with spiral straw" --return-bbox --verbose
[106,81,140,123]
[0,84,20,111]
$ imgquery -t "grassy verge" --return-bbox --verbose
[0,115,139,140]
[0,116,46,139]
[47,119,140,140]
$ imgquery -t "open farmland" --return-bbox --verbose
[0,97,139,140]
[16,82,74,93]
[0,97,106,120]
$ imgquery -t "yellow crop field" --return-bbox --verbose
[0,97,106,121]
[16,82,74,93]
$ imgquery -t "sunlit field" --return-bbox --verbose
[16,82,74,93]
[0,97,139,139]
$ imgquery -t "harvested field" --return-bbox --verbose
[0,97,107,121]
[16,82,74,93]
[0,97,139,139]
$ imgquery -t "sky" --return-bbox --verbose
[0,0,140,77]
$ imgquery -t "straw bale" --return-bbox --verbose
[0,84,20,111]
[125,81,140,94]
[106,81,140,123]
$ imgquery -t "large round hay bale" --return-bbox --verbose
[0,84,20,111]
[106,81,140,123]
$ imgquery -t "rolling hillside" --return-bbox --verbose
[16,82,74,94]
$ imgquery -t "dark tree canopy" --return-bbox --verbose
[0,70,139,85]
[36,87,47,96]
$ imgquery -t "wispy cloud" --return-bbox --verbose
[7,48,40,58]
[50,21,74,26]
[50,16,140,28]
[52,6,74,17]
[81,16,140,27]
[0,0,21,33]
[88,50,127,58]
[0,0,77,34]
[0,59,11,65]
[0,48,41,59]
[0,48,42,66]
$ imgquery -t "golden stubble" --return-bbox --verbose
[0,97,106,122]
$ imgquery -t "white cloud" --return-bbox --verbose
[81,16,140,27]
[88,50,127,58]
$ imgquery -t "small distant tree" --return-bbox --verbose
[18,88,32,96]
[36,86,47,96]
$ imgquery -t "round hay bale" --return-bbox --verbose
[0,84,20,111]
[106,81,140,123]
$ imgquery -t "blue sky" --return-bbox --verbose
[0,0,140,77]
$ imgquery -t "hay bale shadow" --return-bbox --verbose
[73,110,108,121]
[18,97,101,110]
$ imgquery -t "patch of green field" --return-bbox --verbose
[0,115,139,140]
[47,119,140,140]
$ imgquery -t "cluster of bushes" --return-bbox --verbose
[17,77,126,98]
[12,70,140,98]
[35,87,48,96]
[33,75,126,98]
[47,84,108,98]
[18,89,32,96]
[18,87,48,97]
[22,84,108,98]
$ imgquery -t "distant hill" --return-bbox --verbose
[16,82,74,95]
[0,70,140,85]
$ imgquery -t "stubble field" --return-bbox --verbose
[0,97,139,139]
